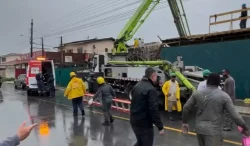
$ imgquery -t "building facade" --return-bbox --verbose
[61,38,115,55]
[0,53,21,63]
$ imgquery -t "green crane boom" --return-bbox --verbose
[112,0,160,54]
[167,0,191,37]
[112,0,191,54]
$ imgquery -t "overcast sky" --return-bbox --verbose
[0,0,248,55]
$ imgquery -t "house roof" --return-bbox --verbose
[62,37,115,46]
[0,53,21,58]
[0,60,27,66]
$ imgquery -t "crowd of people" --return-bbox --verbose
[1,67,249,146]
[130,67,249,146]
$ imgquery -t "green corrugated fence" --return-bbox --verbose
[160,39,250,99]
[55,67,74,87]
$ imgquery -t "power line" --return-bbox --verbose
[33,42,54,48]
[37,0,123,32]
[63,2,171,37]
[41,1,169,38]
[36,0,104,29]
[39,0,190,39]
[43,0,140,35]
[48,0,128,31]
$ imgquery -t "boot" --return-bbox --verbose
[81,110,85,116]
[169,112,174,121]
[178,112,182,120]
[73,111,78,117]
[102,121,110,126]
[110,117,114,123]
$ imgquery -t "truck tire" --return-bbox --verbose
[126,83,134,100]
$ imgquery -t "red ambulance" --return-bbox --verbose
[25,58,56,96]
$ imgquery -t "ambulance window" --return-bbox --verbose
[30,67,40,74]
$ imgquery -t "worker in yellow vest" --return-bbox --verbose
[64,72,86,117]
[134,38,139,49]
[162,73,182,121]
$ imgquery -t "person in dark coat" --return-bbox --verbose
[36,72,45,96]
[130,67,164,146]
[222,69,236,131]
[240,3,248,29]
[93,76,115,126]
[0,76,2,88]
[47,73,55,97]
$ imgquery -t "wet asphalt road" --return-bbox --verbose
[0,83,248,146]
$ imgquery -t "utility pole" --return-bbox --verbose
[41,37,44,57]
[60,36,64,64]
[30,19,33,58]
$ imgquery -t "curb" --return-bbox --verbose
[235,106,250,115]
[3,81,14,84]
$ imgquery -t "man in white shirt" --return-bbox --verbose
[198,70,222,91]
[197,70,211,91]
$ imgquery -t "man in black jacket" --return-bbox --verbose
[36,72,45,96]
[240,3,248,29]
[130,67,164,146]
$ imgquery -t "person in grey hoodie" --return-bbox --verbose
[0,122,37,146]
[93,76,115,126]
[222,69,236,131]
[182,73,249,146]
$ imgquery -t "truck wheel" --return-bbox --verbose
[126,83,134,100]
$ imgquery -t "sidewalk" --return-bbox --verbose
[234,100,250,115]
[56,87,250,115]
[4,81,14,84]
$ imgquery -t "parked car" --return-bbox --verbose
[14,74,26,89]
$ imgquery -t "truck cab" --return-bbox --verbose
[26,58,56,96]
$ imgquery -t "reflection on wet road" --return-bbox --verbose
[0,83,247,146]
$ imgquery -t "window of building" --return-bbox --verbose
[67,49,73,53]
[77,48,83,53]
[1,58,6,63]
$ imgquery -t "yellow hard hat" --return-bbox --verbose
[70,72,76,77]
[97,76,105,84]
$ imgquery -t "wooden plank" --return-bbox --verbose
[210,16,250,25]
[185,28,250,39]
[163,28,250,43]
[210,8,250,18]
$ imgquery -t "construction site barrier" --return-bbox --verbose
[83,93,131,113]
